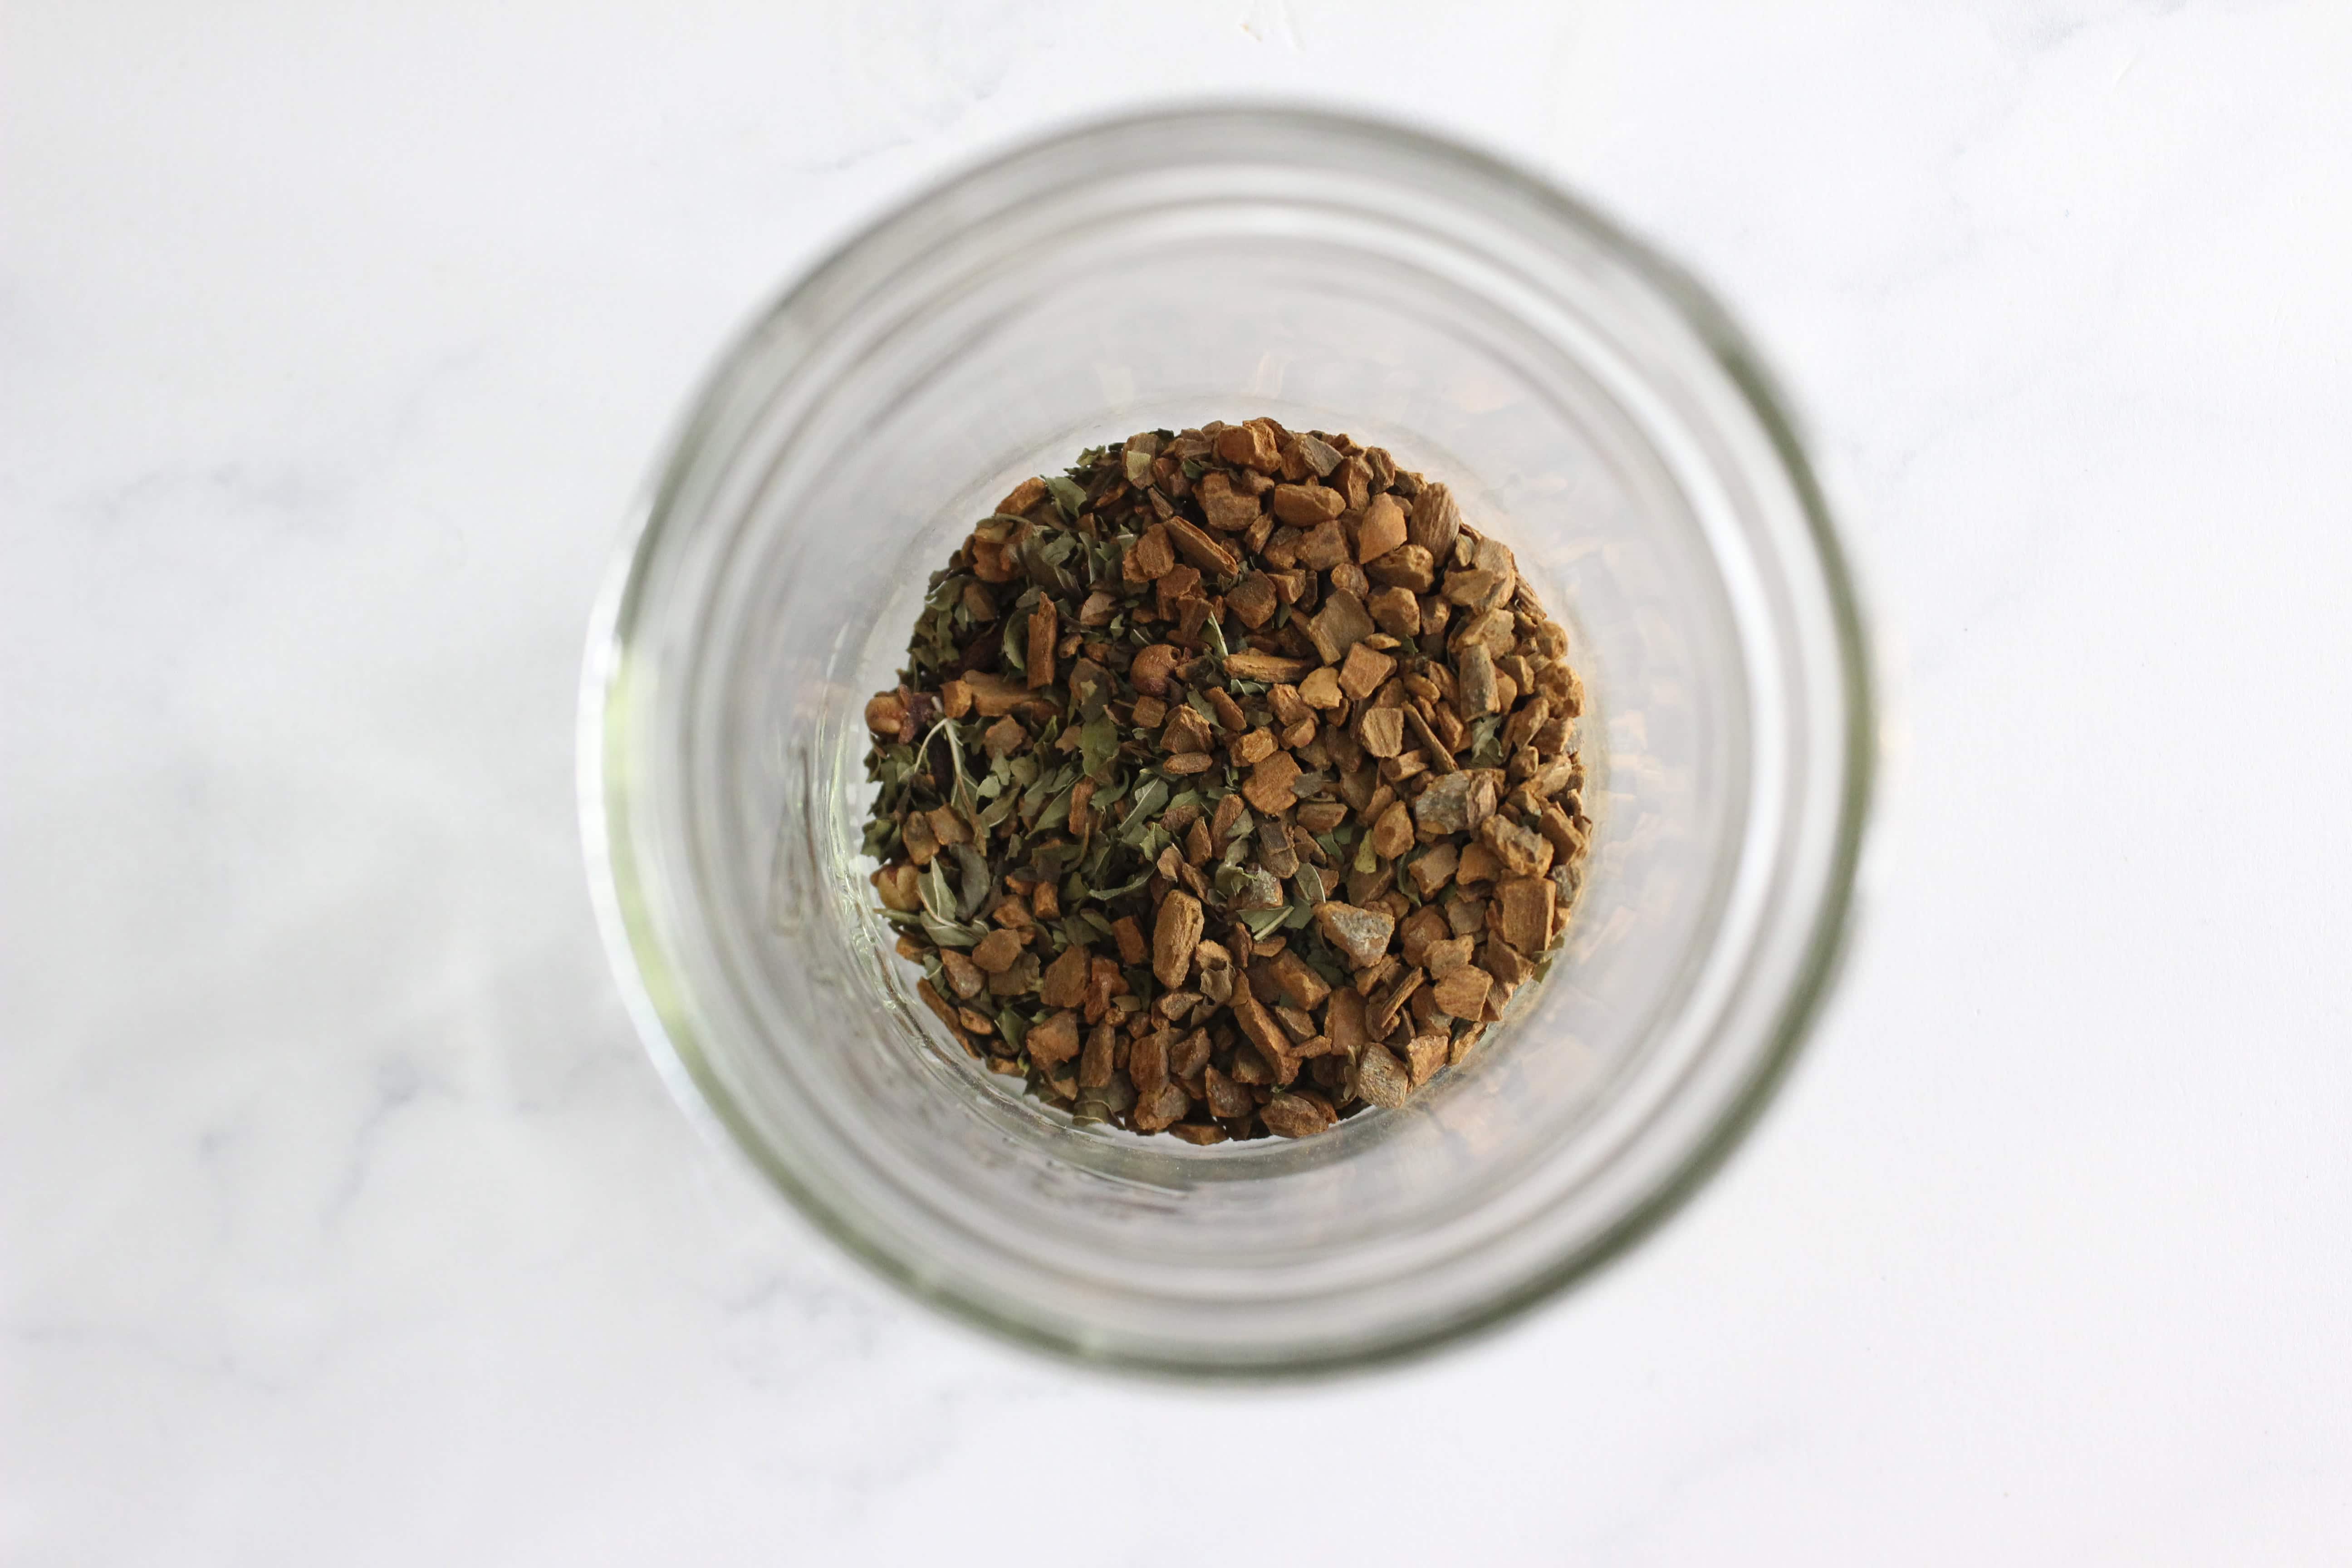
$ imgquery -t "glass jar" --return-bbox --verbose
[581,108,1873,1375]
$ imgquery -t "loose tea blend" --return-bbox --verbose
[861,418,1591,1143]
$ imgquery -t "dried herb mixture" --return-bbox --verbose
[862,417,1590,1143]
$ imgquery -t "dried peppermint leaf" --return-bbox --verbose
[1080,713,1120,780]
[919,860,958,923]
[1044,475,1088,520]
[951,843,991,918]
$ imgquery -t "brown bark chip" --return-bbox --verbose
[1364,544,1436,593]
[1166,705,1219,756]
[1027,1010,1083,1068]
[1357,1043,1413,1109]
[1041,942,1092,1009]
[1424,935,1476,979]
[1406,840,1459,899]
[1295,518,1350,569]
[1230,974,1296,1079]
[1455,642,1499,716]
[1165,517,1239,577]
[1242,750,1303,815]
[1132,1081,1192,1132]
[1452,607,1517,658]
[962,671,1030,717]
[1358,707,1406,759]
[1367,968,1424,1037]
[919,980,968,1041]
[1497,875,1556,955]
[1223,651,1313,682]
[1405,1034,1450,1088]
[1171,1028,1212,1078]
[1270,951,1332,1010]
[1369,799,1416,860]
[1367,585,1421,637]
[1407,482,1461,560]
[1338,642,1396,703]
[1356,493,1409,563]
[1026,598,1058,689]
[1128,523,1176,579]
[1305,589,1376,666]
[1129,1027,1170,1095]
[1273,482,1347,527]
[940,948,985,999]
[1407,776,1464,836]
[1152,891,1204,988]
[1263,1093,1338,1138]
[1312,902,1396,968]
[1079,1019,1117,1088]
[1325,986,1369,1058]
[1480,815,1554,878]
[1230,727,1279,767]
[1196,470,1263,530]
[971,928,1025,974]
[1112,915,1147,965]
[1226,572,1279,628]
[1431,965,1493,1020]
[1215,420,1282,473]
[1206,1065,1254,1120]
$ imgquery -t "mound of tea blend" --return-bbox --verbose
[861,418,1590,1143]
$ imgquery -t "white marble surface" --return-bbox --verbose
[8,2,2352,1561]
